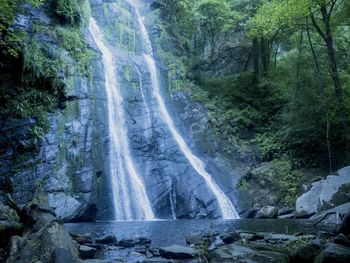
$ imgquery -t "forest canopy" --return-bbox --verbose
[156,0,350,174]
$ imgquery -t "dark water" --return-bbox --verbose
[66,219,316,247]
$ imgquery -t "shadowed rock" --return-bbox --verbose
[159,245,198,259]
[5,188,78,262]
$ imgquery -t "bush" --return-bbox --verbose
[51,0,90,26]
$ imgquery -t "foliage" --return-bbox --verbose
[51,0,90,26]
[156,0,350,171]
[0,0,93,143]
[248,159,304,205]
[55,26,94,73]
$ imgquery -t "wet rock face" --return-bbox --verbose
[296,166,350,218]
[0,6,110,222]
[0,68,109,222]
[88,0,243,219]
[1,0,244,221]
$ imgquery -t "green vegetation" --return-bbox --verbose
[153,0,350,202]
[51,0,91,26]
[0,0,92,138]
[101,2,136,52]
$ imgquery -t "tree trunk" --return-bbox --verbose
[306,19,332,173]
[252,37,260,80]
[260,37,269,76]
[311,5,350,140]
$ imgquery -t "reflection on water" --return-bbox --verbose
[66,219,315,247]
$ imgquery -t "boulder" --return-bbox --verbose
[255,206,278,219]
[293,243,321,263]
[318,167,350,211]
[244,242,289,255]
[0,202,23,248]
[278,213,295,219]
[95,235,117,245]
[79,245,97,259]
[309,202,350,231]
[339,211,350,236]
[296,166,350,218]
[185,234,203,245]
[220,232,241,244]
[296,180,324,218]
[70,232,93,245]
[118,237,151,247]
[239,232,265,242]
[278,208,295,216]
[142,258,175,263]
[265,234,298,244]
[210,244,289,263]
[314,243,350,263]
[5,189,78,262]
[334,234,350,247]
[159,245,198,259]
[7,221,77,263]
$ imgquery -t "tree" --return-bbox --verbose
[196,0,234,62]
[248,0,349,140]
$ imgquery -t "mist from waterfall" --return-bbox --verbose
[89,18,155,221]
[133,5,240,219]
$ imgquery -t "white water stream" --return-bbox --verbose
[89,18,155,220]
[134,7,239,219]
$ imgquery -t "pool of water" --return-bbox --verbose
[66,219,316,247]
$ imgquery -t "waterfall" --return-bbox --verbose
[89,18,155,220]
[136,65,153,136]
[133,7,240,219]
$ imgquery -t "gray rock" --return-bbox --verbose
[79,245,96,259]
[141,258,174,263]
[50,247,74,263]
[118,237,151,247]
[70,233,93,245]
[310,238,325,250]
[0,248,7,262]
[148,246,160,257]
[159,245,198,259]
[334,234,350,247]
[296,180,324,218]
[339,211,350,236]
[220,232,241,244]
[309,202,350,231]
[265,234,298,244]
[7,221,77,263]
[314,243,350,263]
[296,166,350,218]
[256,206,278,219]
[185,234,203,245]
[95,235,117,245]
[293,243,320,263]
[319,167,350,211]
[210,244,289,263]
[244,242,289,254]
[278,207,295,216]
[278,213,295,219]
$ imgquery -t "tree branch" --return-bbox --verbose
[310,12,327,42]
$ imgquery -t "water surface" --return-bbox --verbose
[66,219,315,247]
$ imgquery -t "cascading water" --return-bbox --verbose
[89,18,155,220]
[136,65,153,136]
[133,5,240,219]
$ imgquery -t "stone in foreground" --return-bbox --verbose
[95,235,117,245]
[314,243,350,263]
[79,245,96,259]
[159,245,198,259]
[210,244,289,263]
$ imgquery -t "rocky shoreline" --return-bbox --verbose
[1,188,349,263]
[68,221,350,263]
[1,166,349,262]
